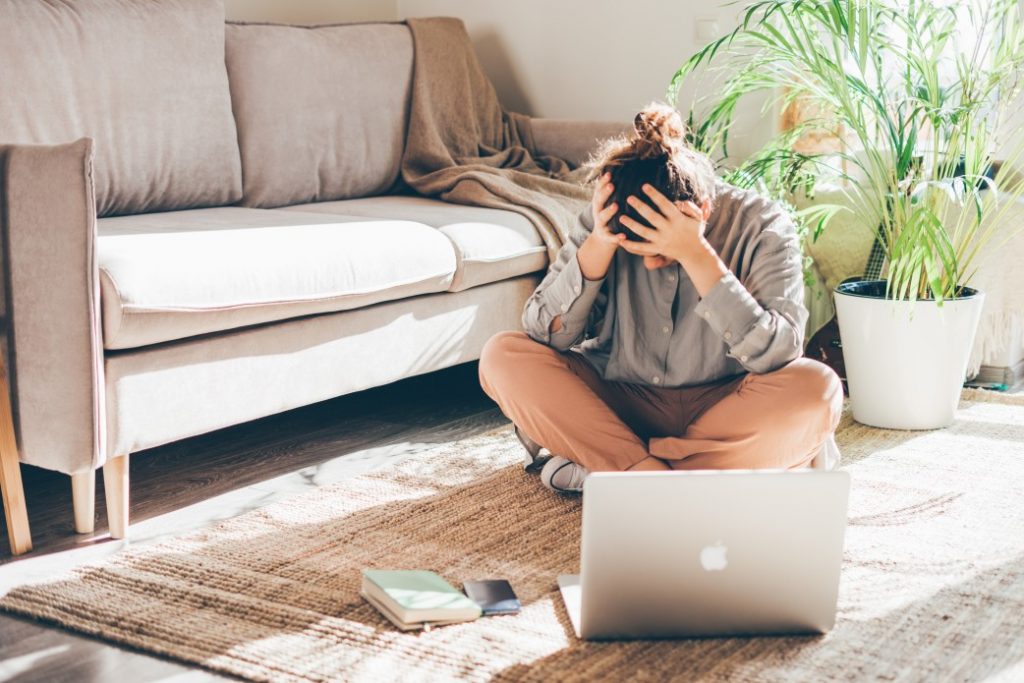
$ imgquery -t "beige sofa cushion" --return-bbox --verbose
[105,276,540,457]
[0,0,242,217]
[225,22,414,208]
[283,196,549,291]
[97,208,457,349]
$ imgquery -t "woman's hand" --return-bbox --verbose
[550,173,622,334]
[617,184,709,264]
[577,172,626,281]
[618,184,728,297]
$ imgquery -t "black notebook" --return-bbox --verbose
[463,579,521,616]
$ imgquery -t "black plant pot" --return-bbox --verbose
[835,279,982,302]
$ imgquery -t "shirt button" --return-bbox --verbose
[561,303,570,313]
[740,354,749,362]
[704,311,712,319]
[662,326,670,334]
[652,376,661,384]
[573,285,581,294]
[724,331,732,340]
[668,275,677,283]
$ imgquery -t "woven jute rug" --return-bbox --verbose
[3,390,1024,682]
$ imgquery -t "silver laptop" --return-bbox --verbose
[558,469,850,640]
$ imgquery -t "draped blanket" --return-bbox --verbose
[400,17,592,259]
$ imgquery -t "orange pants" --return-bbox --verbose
[478,331,843,472]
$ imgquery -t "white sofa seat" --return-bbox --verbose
[105,275,541,457]
[97,207,458,349]
[282,196,549,292]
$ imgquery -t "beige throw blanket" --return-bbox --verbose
[400,17,592,259]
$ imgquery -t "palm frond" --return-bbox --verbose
[670,0,1024,300]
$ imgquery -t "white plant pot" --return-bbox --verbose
[834,280,985,430]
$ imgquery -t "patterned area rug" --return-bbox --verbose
[3,390,1024,682]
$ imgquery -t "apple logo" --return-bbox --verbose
[700,541,728,572]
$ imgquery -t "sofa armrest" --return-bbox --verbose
[0,138,105,474]
[530,118,630,169]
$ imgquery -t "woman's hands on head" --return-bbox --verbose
[617,184,728,297]
[589,172,627,249]
[579,173,676,276]
[617,184,711,265]
[580,174,719,280]
[577,173,627,281]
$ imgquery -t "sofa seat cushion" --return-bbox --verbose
[97,208,456,350]
[282,196,548,291]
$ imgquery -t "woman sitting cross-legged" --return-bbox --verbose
[478,103,844,493]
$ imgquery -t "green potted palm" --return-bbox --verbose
[671,0,1024,429]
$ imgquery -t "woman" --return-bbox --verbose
[479,103,843,493]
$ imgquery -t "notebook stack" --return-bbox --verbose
[361,569,482,631]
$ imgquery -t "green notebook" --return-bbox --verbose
[361,570,482,629]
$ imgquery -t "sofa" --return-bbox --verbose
[0,1,622,554]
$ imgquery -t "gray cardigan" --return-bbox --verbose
[521,182,807,387]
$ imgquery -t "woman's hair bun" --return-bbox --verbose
[632,103,686,159]
[584,101,717,217]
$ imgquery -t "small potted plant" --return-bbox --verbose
[671,0,1024,429]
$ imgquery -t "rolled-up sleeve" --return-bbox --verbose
[693,223,807,373]
[522,210,606,350]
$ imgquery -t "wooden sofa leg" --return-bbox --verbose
[0,365,32,555]
[103,454,129,540]
[71,471,96,534]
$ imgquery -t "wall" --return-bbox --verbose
[219,0,775,160]
[225,0,398,25]
[396,0,776,162]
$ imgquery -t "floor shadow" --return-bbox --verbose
[1,451,579,681]
[2,441,1022,682]
[4,366,1021,680]
[848,491,964,527]
[490,550,1024,682]
[0,360,504,563]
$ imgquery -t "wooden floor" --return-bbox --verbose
[0,361,506,683]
